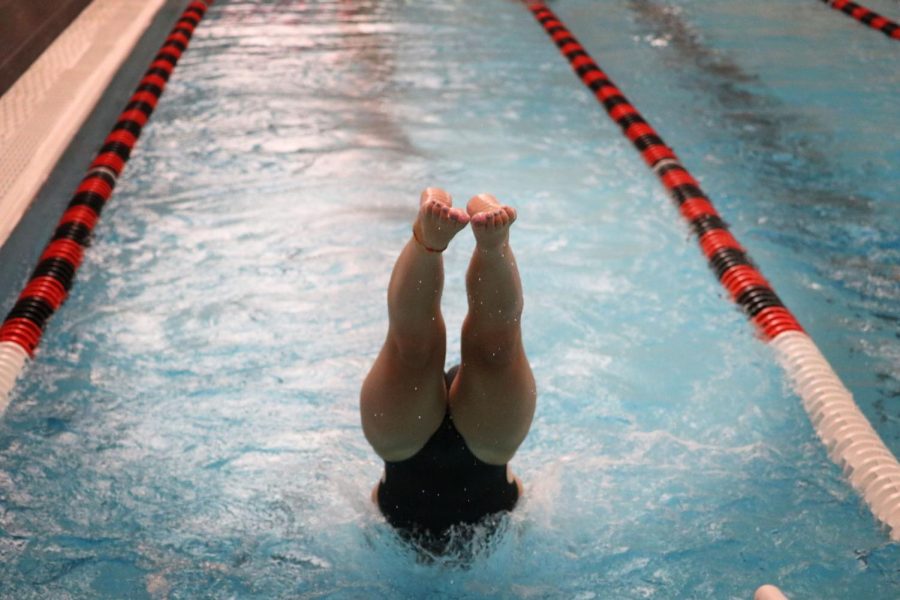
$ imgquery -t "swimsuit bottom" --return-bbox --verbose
[376,366,519,551]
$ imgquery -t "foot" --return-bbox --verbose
[412,188,470,253]
[467,193,517,249]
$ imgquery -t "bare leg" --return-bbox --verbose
[360,188,470,462]
[449,194,536,467]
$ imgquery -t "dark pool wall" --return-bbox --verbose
[0,0,94,96]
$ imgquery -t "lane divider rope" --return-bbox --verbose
[524,1,900,541]
[0,0,214,414]
[820,0,900,40]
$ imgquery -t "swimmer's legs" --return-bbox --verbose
[360,188,470,463]
[450,194,536,467]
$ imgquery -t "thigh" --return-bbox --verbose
[448,335,536,465]
[360,333,448,462]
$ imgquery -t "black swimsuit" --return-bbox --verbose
[376,366,519,543]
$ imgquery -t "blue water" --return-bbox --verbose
[1,0,898,597]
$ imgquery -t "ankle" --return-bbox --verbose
[474,239,510,253]
[412,227,446,253]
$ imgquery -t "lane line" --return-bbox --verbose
[522,1,900,542]
[821,0,900,40]
[0,1,215,415]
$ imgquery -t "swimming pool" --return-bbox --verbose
[0,0,898,597]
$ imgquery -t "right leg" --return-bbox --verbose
[360,188,469,462]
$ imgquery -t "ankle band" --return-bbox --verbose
[412,226,446,253]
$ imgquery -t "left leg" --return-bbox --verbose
[449,194,536,467]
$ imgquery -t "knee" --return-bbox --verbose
[462,331,523,367]
[389,329,445,367]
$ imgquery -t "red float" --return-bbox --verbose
[680,198,719,221]
[824,0,900,40]
[75,178,113,199]
[19,277,68,310]
[60,206,99,230]
[699,229,743,258]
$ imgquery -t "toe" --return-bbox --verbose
[449,208,469,224]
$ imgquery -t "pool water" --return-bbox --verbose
[1,0,898,597]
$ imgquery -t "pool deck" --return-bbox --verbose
[0,0,167,250]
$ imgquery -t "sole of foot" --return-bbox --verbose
[466,193,516,249]
[412,187,470,252]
